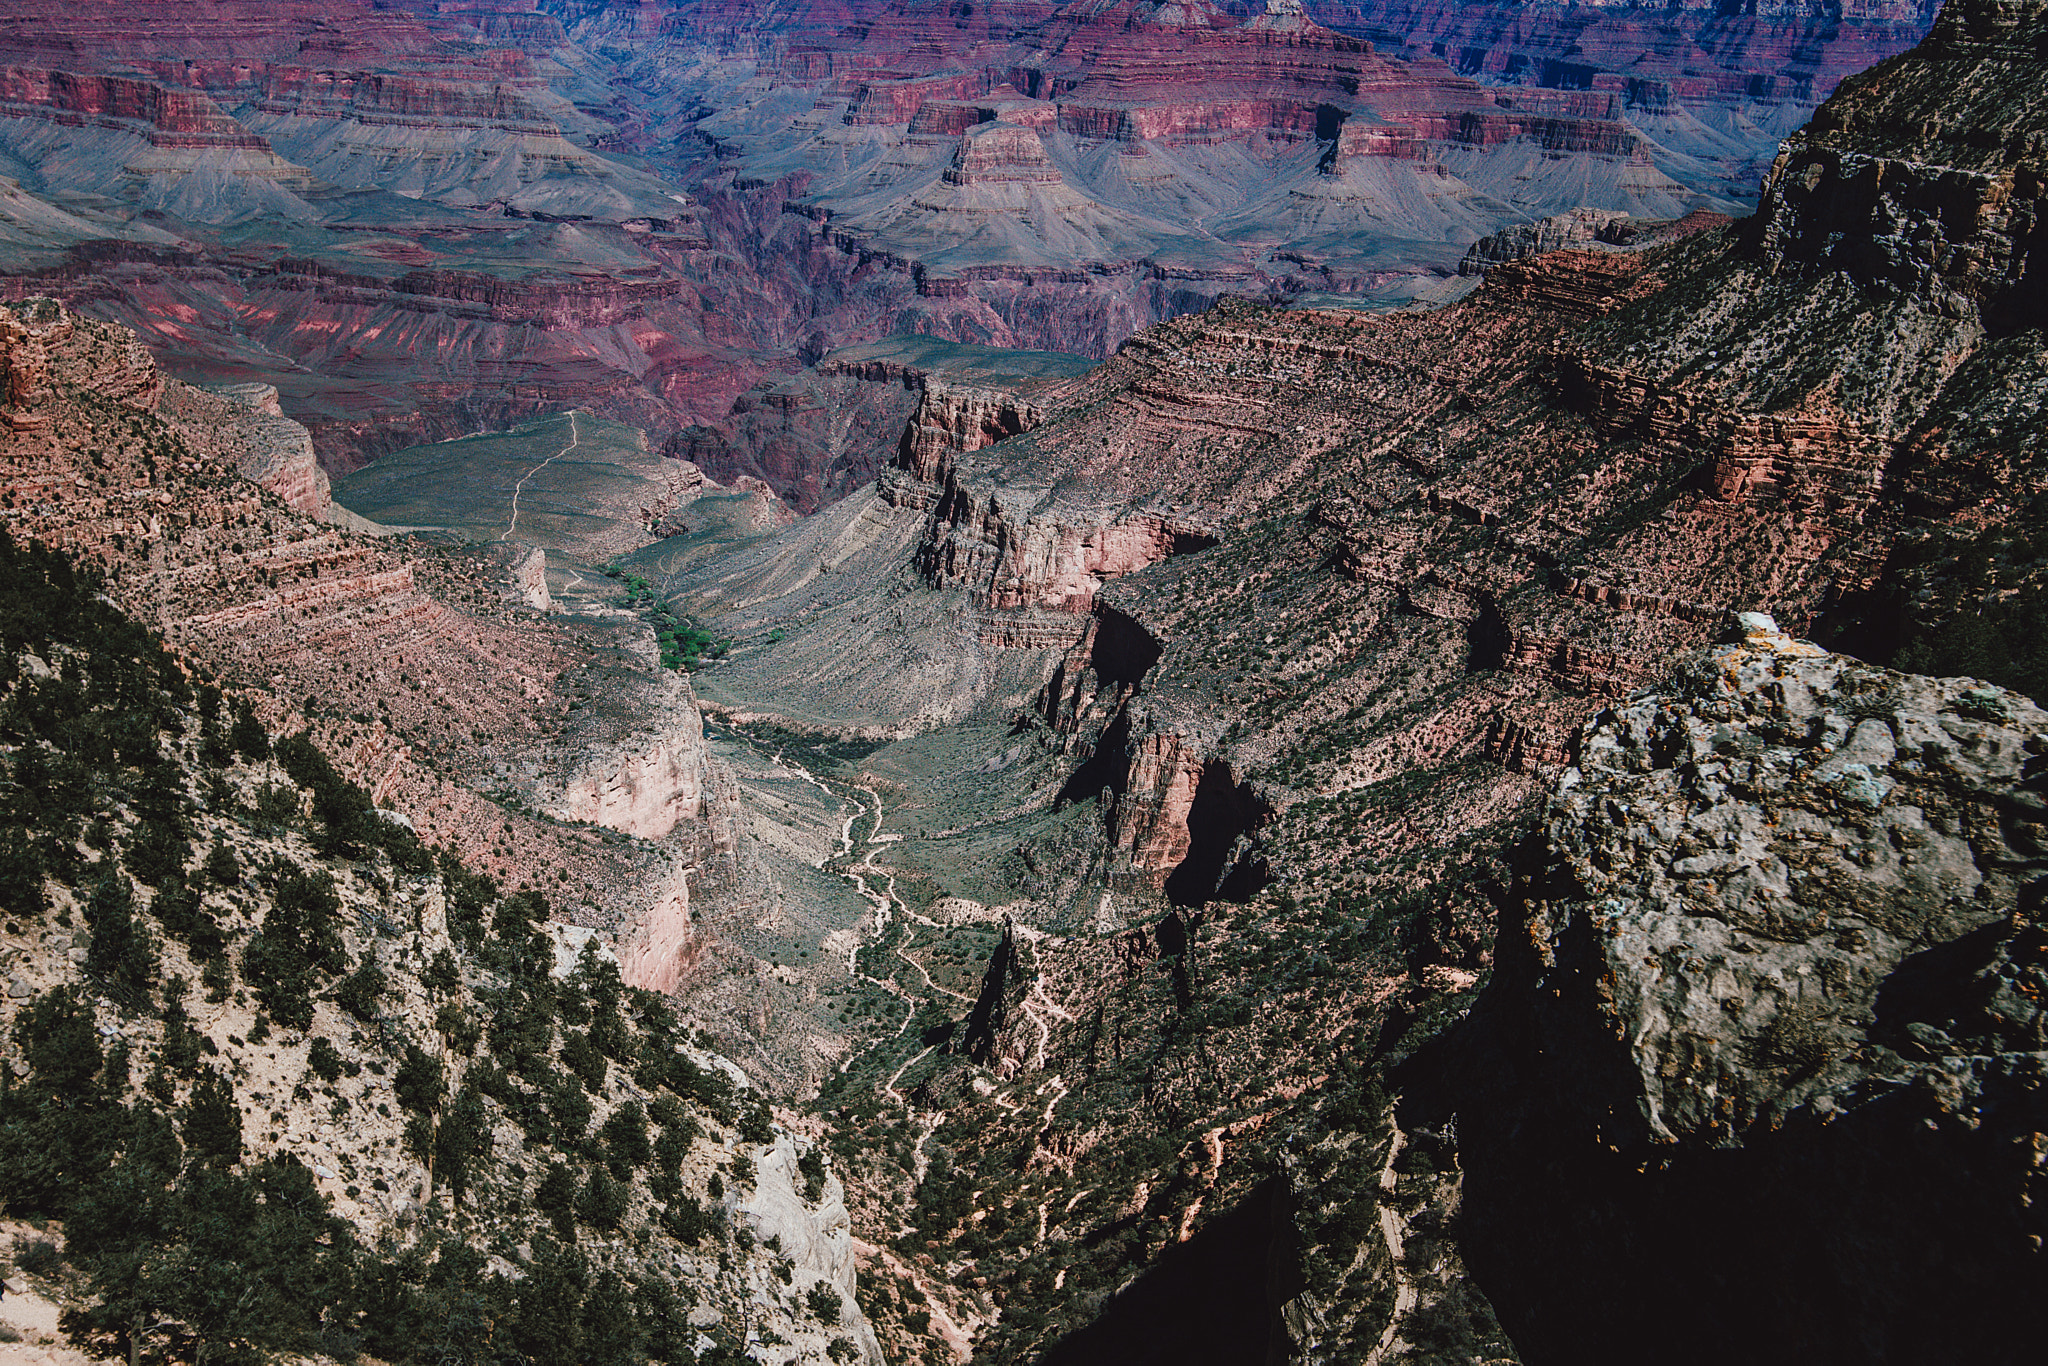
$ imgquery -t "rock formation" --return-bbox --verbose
[1440,617,2048,1362]
[640,1,2048,1357]
[0,294,761,1059]
[0,509,886,1365]
[0,0,1930,504]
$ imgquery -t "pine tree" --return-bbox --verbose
[581,1269,641,1366]
[434,1086,492,1208]
[84,867,152,1003]
[534,1162,579,1243]
[229,701,268,761]
[577,1167,628,1232]
[512,1238,585,1366]
[182,1067,242,1169]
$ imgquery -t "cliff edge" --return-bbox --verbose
[1444,614,2047,1362]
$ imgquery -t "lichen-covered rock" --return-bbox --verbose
[1531,616,2048,1145]
[1451,619,2048,1362]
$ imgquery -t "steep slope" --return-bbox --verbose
[0,296,895,1102]
[643,0,2045,1359]
[1307,0,1937,196]
[665,0,1740,327]
[0,533,884,1365]
[1435,620,2048,1363]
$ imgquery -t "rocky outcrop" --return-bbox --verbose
[617,853,700,995]
[1306,0,1932,122]
[550,672,709,840]
[160,380,336,517]
[915,474,1220,615]
[483,539,552,611]
[1542,615,2046,1140]
[0,296,752,1063]
[1448,616,2048,1362]
[737,1134,886,1364]
[0,66,261,156]
[1459,207,1633,276]
[1751,0,2047,325]
[894,377,1052,484]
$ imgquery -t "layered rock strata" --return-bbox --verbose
[0,296,740,1031]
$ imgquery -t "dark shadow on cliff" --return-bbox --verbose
[1055,708,1131,809]
[1034,1175,1303,1366]
[1399,840,2048,1366]
[1164,763,1271,907]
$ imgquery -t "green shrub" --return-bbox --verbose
[599,1102,650,1178]
[332,960,387,1023]
[395,1045,445,1115]
[0,824,47,918]
[561,1029,607,1094]
[534,1162,579,1242]
[307,1036,344,1084]
[182,1067,242,1168]
[83,867,152,1003]
[805,1282,843,1324]
[797,1148,827,1203]
[577,1167,627,1231]
[229,701,268,761]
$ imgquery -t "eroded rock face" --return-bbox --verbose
[0,294,757,1062]
[895,378,1050,484]
[1459,206,1634,276]
[1449,620,2048,1362]
[1751,0,2047,324]
[1534,620,2048,1143]
[552,676,708,841]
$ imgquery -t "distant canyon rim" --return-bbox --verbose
[0,0,1935,505]
[4,2,2044,1366]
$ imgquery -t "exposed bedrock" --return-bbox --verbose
[737,1133,886,1364]
[896,378,1049,483]
[916,485,1217,614]
[1042,603,1165,745]
[1307,0,1932,110]
[1459,206,1635,276]
[1434,622,2048,1363]
[549,678,708,841]
[162,380,336,517]
[890,373,1223,618]
[1084,710,1272,900]
[0,66,281,150]
[0,296,746,1023]
[1749,0,2047,327]
[1036,603,1275,899]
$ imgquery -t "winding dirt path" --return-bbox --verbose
[883,1044,934,1108]
[499,409,580,542]
[854,1240,977,1363]
[1363,1119,1420,1366]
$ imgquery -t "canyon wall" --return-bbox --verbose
[0,292,744,1034]
[0,0,1934,503]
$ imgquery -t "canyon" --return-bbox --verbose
[3,1,2045,1365]
[619,0,2043,1357]
[0,0,1932,505]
